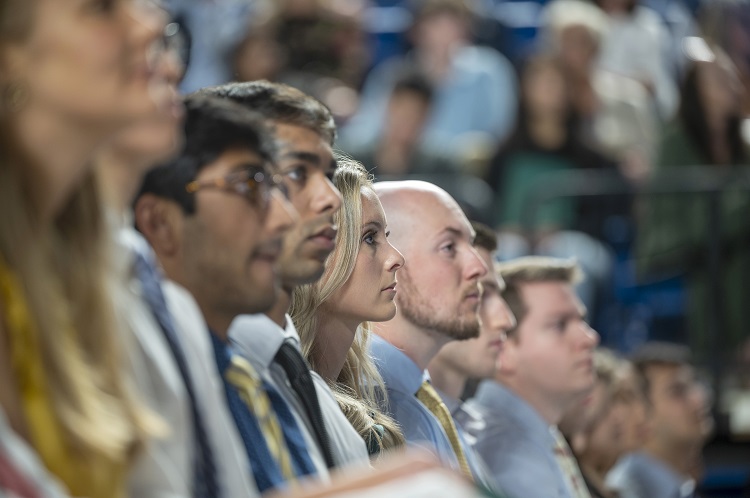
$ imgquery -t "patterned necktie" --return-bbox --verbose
[416,380,473,480]
[274,340,336,469]
[0,451,39,498]
[552,428,591,498]
[132,250,220,498]
[225,356,296,482]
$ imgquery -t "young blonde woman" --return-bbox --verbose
[0,1,170,496]
[290,159,406,455]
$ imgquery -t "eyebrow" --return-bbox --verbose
[436,227,468,240]
[279,151,337,170]
[363,220,385,232]
[228,162,266,174]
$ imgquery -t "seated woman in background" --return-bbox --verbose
[290,159,406,456]
[0,1,168,496]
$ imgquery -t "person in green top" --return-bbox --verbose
[636,42,749,364]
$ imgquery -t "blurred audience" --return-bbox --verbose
[591,0,680,120]
[636,41,750,364]
[345,71,460,178]
[607,342,713,498]
[341,0,518,162]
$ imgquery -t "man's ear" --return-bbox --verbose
[133,193,183,259]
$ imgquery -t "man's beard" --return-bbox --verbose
[397,267,480,341]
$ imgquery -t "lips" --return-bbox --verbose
[310,225,338,241]
[381,282,397,292]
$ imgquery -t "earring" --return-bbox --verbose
[3,82,28,112]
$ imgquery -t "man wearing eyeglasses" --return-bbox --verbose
[199,81,372,471]
[135,94,310,493]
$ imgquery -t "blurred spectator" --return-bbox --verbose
[607,342,713,498]
[699,0,750,118]
[591,0,680,121]
[233,0,369,121]
[345,70,460,177]
[485,55,616,318]
[164,0,259,93]
[560,349,629,498]
[542,0,660,180]
[636,41,750,365]
[341,0,518,162]
[485,55,615,233]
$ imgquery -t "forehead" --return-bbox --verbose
[272,122,334,161]
[361,188,385,222]
[413,190,473,240]
[195,147,263,179]
[520,281,582,316]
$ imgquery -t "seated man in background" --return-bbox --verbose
[606,342,713,498]
[466,257,599,498]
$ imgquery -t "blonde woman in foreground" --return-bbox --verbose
[290,159,406,455]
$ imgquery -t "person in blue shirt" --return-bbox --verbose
[370,180,488,479]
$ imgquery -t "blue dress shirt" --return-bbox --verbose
[369,335,460,470]
[464,381,573,498]
[606,452,696,498]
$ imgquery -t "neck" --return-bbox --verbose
[643,439,700,477]
[427,357,467,401]
[500,379,573,425]
[15,105,114,220]
[375,314,450,370]
[203,313,232,343]
[96,147,151,213]
[266,286,292,327]
[313,312,359,382]
[527,114,567,149]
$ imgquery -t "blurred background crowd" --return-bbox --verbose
[161,0,750,492]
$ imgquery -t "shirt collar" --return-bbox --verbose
[228,313,286,370]
[370,334,425,396]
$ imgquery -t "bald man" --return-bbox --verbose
[371,181,489,484]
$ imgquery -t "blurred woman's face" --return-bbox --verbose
[106,33,186,175]
[524,64,568,115]
[4,0,167,133]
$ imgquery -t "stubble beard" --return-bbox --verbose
[397,267,480,341]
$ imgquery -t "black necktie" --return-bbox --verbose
[273,340,336,469]
[133,250,220,498]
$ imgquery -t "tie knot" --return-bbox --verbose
[227,355,262,389]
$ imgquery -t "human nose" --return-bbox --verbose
[386,242,405,273]
[465,246,488,281]
[265,189,298,238]
[580,321,600,348]
[126,0,167,59]
[310,173,342,216]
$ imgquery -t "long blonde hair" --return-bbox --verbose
[290,158,405,453]
[0,4,150,472]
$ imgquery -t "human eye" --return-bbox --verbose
[440,241,456,256]
[283,165,308,184]
[363,230,377,246]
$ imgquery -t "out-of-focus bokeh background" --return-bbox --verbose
[164,0,750,493]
